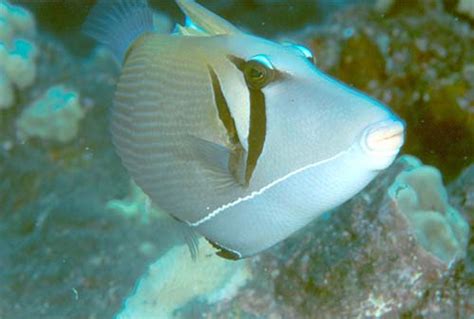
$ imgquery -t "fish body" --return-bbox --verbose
[84,0,405,259]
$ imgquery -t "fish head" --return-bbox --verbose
[174,0,405,185]
[208,33,405,186]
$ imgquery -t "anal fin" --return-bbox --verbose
[205,237,241,260]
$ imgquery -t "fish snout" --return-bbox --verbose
[362,118,405,156]
[367,120,405,153]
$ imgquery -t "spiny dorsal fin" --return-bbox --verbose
[173,20,209,36]
[175,0,241,35]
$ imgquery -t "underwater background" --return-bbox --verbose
[0,0,473,318]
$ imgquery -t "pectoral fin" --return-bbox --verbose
[182,135,243,190]
[184,135,230,172]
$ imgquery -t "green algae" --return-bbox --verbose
[307,1,474,181]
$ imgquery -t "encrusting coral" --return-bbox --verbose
[117,238,251,319]
[107,180,252,318]
[106,180,169,223]
[0,0,37,109]
[386,157,470,264]
[456,0,474,20]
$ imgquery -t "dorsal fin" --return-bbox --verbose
[175,0,241,35]
[83,0,154,63]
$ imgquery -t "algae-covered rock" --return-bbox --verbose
[300,0,474,180]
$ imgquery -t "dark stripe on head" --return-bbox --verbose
[245,89,266,184]
[227,55,267,185]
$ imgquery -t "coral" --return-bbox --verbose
[0,1,35,37]
[116,238,251,319]
[457,0,474,19]
[0,0,37,109]
[16,85,85,143]
[387,157,470,263]
[374,0,395,13]
[106,180,168,222]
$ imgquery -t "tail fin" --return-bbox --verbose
[82,0,154,63]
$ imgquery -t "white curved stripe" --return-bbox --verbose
[189,148,350,227]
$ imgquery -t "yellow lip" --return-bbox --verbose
[366,120,405,153]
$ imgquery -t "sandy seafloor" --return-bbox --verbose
[0,0,473,318]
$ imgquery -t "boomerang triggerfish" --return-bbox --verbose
[83,0,405,259]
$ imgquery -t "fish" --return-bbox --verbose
[83,0,405,260]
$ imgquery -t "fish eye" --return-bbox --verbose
[244,55,275,89]
[293,44,315,64]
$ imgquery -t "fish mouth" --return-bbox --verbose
[363,119,405,155]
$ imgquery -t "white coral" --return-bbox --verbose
[117,238,251,319]
[388,156,470,264]
[16,85,85,143]
[0,0,37,109]
[457,0,474,19]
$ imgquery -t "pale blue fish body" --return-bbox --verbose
[84,0,405,259]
